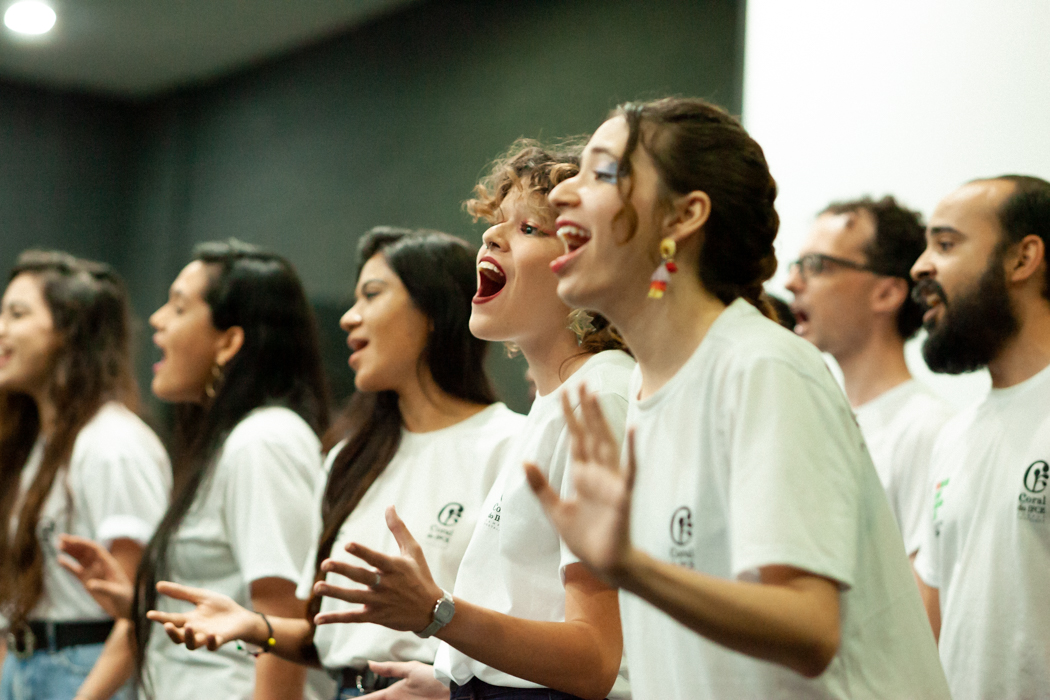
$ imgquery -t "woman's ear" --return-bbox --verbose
[664,190,712,247]
[215,326,245,367]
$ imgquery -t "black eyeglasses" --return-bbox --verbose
[788,253,875,281]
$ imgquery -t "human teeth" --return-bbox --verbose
[478,261,504,279]
[557,225,590,241]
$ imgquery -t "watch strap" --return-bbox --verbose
[415,589,454,639]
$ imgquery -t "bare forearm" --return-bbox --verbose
[241,615,320,667]
[253,652,307,700]
[435,600,619,700]
[76,620,135,700]
[914,573,940,644]
[615,550,840,678]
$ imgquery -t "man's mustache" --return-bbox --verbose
[911,278,948,309]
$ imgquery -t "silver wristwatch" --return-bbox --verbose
[415,589,455,639]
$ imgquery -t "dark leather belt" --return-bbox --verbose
[338,667,398,694]
[7,620,114,658]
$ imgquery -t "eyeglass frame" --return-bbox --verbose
[787,252,882,281]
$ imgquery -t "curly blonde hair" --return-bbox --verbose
[466,138,629,357]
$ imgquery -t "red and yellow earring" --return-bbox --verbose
[648,238,678,299]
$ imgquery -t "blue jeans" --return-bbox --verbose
[0,643,133,700]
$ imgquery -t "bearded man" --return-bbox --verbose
[911,175,1050,700]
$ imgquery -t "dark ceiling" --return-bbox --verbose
[0,0,423,98]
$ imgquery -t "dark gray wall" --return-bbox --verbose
[2,0,745,415]
[0,81,133,277]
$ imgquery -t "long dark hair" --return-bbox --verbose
[614,98,780,317]
[132,240,329,688]
[0,251,138,630]
[308,228,494,616]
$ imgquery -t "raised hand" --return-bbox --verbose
[313,506,443,633]
[524,385,638,585]
[58,534,134,619]
[146,582,261,651]
[364,661,450,700]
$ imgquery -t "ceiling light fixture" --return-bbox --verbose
[4,1,56,35]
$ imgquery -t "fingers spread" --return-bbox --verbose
[367,660,413,679]
[156,581,209,604]
[320,558,379,587]
[313,580,373,606]
[57,555,85,578]
[88,579,129,597]
[562,390,588,464]
[343,542,398,572]
[147,611,186,626]
[624,428,638,491]
[163,622,186,645]
[385,507,424,561]
[314,609,371,626]
[524,462,560,511]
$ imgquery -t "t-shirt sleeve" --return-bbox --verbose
[912,438,950,589]
[727,357,862,588]
[896,416,946,556]
[75,425,172,546]
[222,421,321,586]
[557,390,630,573]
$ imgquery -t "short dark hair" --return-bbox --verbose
[821,196,926,339]
[987,175,1050,301]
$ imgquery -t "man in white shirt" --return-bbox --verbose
[786,196,951,556]
[911,175,1050,700]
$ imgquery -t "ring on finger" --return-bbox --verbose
[373,572,382,588]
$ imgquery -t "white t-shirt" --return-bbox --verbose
[147,406,322,700]
[854,379,953,554]
[296,402,524,671]
[620,300,949,700]
[434,350,635,697]
[914,361,1050,700]
[10,402,171,622]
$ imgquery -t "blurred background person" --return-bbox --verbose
[66,240,330,700]
[0,251,170,700]
[786,196,952,558]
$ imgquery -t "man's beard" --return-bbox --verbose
[914,254,1019,374]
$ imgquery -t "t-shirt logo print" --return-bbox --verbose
[670,506,693,545]
[1024,461,1049,494]
[1018,461,1048,523]
[427,503,465,546]
[438,502,465,526]
[668,506,697,569]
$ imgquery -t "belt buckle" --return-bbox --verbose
[7,623,36,660]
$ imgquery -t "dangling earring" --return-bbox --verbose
[205,362,223,399]
[648,238,678,299]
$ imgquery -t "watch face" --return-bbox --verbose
[434,596,455,625]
